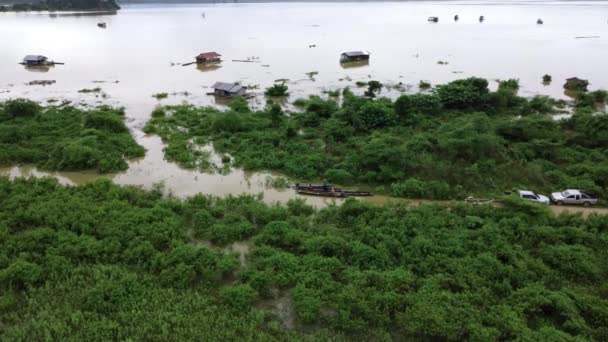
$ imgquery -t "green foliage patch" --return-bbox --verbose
[146,77,608,199]
[1,178,608,340]
[0,100,144,172]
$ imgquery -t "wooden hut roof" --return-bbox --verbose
[342,51,370,57]
[212,82,244,93]
[196,52,222,59]
[23,55,47,62]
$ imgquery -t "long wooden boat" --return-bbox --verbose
[296,190,347,198]
[341,190,373,197]
[293,183,333,191]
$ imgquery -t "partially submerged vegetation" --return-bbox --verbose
[265,82,289,97]
[1,177,607,340]
[0,99,144,172]
[146,77,608,199]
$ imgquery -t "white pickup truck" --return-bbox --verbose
[550,189,598,206]
[517,190,550,204]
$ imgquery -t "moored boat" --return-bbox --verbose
[296,189,347,198]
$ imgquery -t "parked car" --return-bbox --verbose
[550,189,598,206]
[517,190,550,204]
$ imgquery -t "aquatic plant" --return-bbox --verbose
[364,80,383,97]
[264,83,289,97]
[418,80,432,90]
[152,92,169,100]
[78,87,102,93]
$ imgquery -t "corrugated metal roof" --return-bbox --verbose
[212,82,244,93]
[196,52,222,59]
[342,51,370,57]
[23,55,47,62]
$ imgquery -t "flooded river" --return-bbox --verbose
[1,1,608,211]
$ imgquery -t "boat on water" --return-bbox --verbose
[293,183,372,197]
[97,22,107,28]
[296,189,348,198]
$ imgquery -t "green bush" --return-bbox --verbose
[265,83,289,97]
[0,102,143,172]
[3,99,40,118]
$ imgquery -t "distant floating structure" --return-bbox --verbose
[97,22,106,28]
[340,51,370,63]
[537,18,544,25]
[454,15,459,21]
[479,15,485,22]
[196,52,222,64]
[428,16,439,23]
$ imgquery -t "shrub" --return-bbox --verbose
[419,80,432,90]
[265,83,289,97]
[151,108,166,118]
[3,99,40,118]
[324,169,354,184]
[436,77,489,109]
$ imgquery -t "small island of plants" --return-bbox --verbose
[0,99,144,172]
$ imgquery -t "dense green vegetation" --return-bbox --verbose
[0,0,119,11]
[265,82,289,97]
[1,177,607,340]
[0,99,144,172]
[145,77,608,199]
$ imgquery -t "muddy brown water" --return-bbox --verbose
[1,1,608,213]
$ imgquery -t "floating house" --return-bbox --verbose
[98,22,107,28]
[537,18,543,25]
[428,16,439,22]
[211,82,246,97]
[22,55,48,66]
[196,52,222,64]
[340,51,370,63]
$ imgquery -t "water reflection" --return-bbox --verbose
[339,60,370,69]
[23,65,53,73]
[196,64,223,73]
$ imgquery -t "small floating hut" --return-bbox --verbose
[479,15,485,22]
[537,18,544,25]
[564,77,589,92]
[196,52,222,64]
[211,82,247,98]
[340,51,370,63]
[97,22,107,28]
[22,55,49,66]
[428,16,439,22]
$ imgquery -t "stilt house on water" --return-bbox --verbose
[22,55,48,66]
[196,52,222,64]
[211,82,246,97]
[340,51,370,63]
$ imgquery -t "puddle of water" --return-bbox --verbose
[257,290,297,330]
[227,241,251,267]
